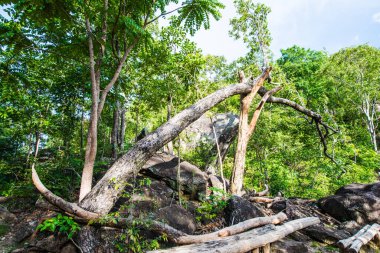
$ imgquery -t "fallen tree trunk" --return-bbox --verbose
[337,224,370,249]
[348,224,380,253]
[174,212,287,245]
[249,196,275,203]
[147,217,320,253]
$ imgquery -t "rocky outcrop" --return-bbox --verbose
[141,152,208,199]
[155,205,196,234]
[318,182,380,224]
[224,196,266,225]
[181,113,238,173]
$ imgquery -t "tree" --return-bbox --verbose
[228,0,275,195]
[322,45,380,152]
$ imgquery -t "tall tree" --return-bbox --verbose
[322,45,380,152]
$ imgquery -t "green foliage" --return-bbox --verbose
[230,0,272,66]
[36,214,80,239]
[115,219,167,253]
[196,187,230,221]
[176,0,224,35]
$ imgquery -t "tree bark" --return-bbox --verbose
[118,107,127,150]
[230,82,281,195]
[147,217,320,253]
[347,224,380,253]
[79,70,271,214]
[111,104,120,160]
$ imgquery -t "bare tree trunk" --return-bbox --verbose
[111,104,120,160]
[34,131,40,159]
[230,69,280,195]
[166,94,174,155]
[361,96,378,152]
[118,107,127,150]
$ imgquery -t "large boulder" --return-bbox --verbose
[318,182,380,224]
[141,153,208,199]
[181,113,238,152]
[224,196,266,225]
[181,113,238,173]
[155,205,196,234]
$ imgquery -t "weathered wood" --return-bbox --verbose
[255,184,269,197]
[147,217,320,253]
[175,212,287,245]
[249,196,274,203]
[337,224,370,249]
[348,224,380,253]
[263,244,270,253]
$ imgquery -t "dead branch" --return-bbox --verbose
[258,86,340,165]
[175,212,287,245]
[147,217,320,253]
[249,196,275,203]
[255,184,269,197]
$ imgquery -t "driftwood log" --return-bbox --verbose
[338,223,380,253]
[174,212,287,244]
[147,217,320,253]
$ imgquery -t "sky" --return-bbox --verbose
[188,0,380,62]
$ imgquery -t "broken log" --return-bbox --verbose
[249,197,275,203]
[147,217,320,253]
[255,184,269,197]
[348,224,380,253]
[337,224,370,249]
[175,212,287,245]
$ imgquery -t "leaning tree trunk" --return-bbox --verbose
[79,69,272,214]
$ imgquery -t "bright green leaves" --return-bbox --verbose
[37,213,80,239]
[176,0,224,35]
[230,0,271,66]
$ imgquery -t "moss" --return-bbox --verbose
[0,224,9,236]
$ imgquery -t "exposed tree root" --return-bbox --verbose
[31,164,100,220]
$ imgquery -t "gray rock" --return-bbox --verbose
[272,239,311,253]
[0,205,17,223]
[141,153,208,199]
[224,196,266,225]
[318,182,380,224]
[155,204,196,234]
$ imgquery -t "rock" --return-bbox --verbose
[118,179,174,218]
[318,182,380,224]
[271,239,311,253]
[13,220,38,242]
[0,205,17,223]
[141,153,208,199]
[155,205,196,234]
[181,113,238,174]
[60,243,77,253]
[338,220,361,235]
[30,234,69,253]
[181,113,238,152]
[224,196,266,225]
[303,224,349,244]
